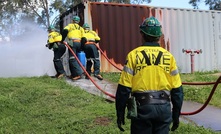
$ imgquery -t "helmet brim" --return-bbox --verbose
[139,25,162,37]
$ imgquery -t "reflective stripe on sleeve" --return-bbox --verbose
[123,66,134,75]
[171,69,179,76]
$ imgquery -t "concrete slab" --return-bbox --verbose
[181,101,221,131]
[65,76,117,101]
[65,77,221,132]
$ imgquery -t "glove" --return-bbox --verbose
[56,42,61,45]
[170,118,179,131]
[117,116,125,132]
[45,44,52,49]
[80,37,87,50]
[170,86,183,131]
[115,84,131,132]
[95,40,100,43]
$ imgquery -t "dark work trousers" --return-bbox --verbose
[131,102,172,134]
[68,41,83,77]
[84,44,100,75]
[53,44,66,75]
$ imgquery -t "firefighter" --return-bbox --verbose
[81,23,103,80]
[46,25,66,78]
[60,15,84,80]
[115,16,184,133]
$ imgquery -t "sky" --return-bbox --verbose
[146,0,209,10]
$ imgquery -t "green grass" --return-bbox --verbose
[0,76,118,133]
[0,73,220,133]
[102,71,221,108]
[180,71,221,108]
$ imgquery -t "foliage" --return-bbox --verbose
[0,75,220,133]
[101,72,121,83]
[189,0,221,10]
[1,0,220,41]
[104,71,221,108]
[0,76,120,133]
[0,1,20,36]
[181,71,221,108]
[0,0,73,38]
[131,0,151,4]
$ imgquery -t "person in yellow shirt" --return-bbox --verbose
[46,25,66,78]
[81,23,103,80]
[115,17,184,133]
[61,15,84,80]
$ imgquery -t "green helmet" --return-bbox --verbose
[48,25,55,31]
[73,16,80,23]
[83,23,90,29]
[139,16,162,37]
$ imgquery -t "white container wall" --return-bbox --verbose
[60,2,221,73]
[155,7,221,73]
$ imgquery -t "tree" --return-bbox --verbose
[0,0,152,36]
[0,1,20,36]
[0,0,73,38]
[133,0,220,10]
[0,0,51,38]
[189,0,221,10]
[3,0,219,40]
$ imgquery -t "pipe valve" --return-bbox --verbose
[182,49,202,55]
[182,48,202,73]
[194,49,202,54]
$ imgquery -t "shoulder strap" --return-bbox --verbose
[74,24,80,30]
[89,31,96,36]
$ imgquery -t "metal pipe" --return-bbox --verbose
[182,49,202,73]
[190,53,194,73]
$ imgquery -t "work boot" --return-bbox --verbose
[85,73,91,79]
[85,76,89,79]
[55,73,59,77]
[56,74,64,79]
[67,75,73,79]
[94,74,103,80]
[72,75,81,80]
[51,73,59,78]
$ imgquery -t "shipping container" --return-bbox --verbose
[60,1,221,73]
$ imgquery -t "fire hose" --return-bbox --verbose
[95,44,123,71]
[96,45,221,115]
[181,77,221,115]
[63,42,115,99]
[64,41,221,115]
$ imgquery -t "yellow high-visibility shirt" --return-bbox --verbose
[48,31,62,43]
[83,30,100,41]
[118,43,182,92]
[64,23,84,39]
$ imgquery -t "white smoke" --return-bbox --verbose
[0,20,56,77]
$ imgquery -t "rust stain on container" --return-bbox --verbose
[88,2,167,72]
[61,2,221,73]
[60,2,167,72]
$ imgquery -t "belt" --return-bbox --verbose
[85,41,95,45]
[72,39,81,42]
[133,91,170,106]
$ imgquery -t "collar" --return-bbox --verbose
[142,42,160,47]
